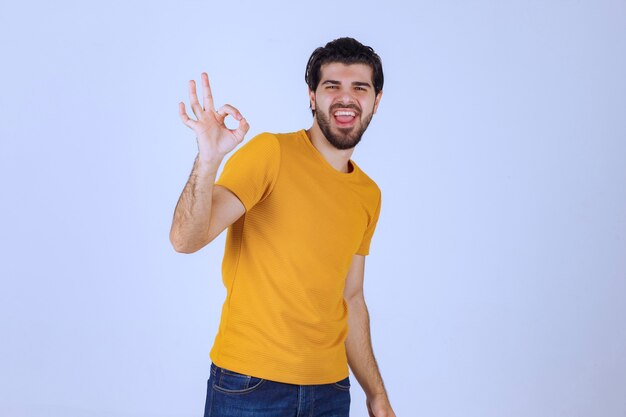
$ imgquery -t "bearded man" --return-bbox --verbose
[171,37,395,417]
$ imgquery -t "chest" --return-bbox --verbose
[265,163,369,254]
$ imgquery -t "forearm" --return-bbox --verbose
[344,296,389,401]
[169,154,222,253]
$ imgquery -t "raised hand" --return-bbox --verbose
[179,72,250,163]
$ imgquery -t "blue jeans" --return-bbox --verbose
[204,362,351,417]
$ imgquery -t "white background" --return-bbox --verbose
[1,1,625,416]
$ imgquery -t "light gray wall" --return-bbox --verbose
[1,1,624,416]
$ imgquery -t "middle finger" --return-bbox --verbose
[201,73,215,112]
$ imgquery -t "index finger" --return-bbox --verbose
[201,72,215,111]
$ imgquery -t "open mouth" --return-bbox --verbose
[333,109,359,127]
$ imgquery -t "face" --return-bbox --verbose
[309,63,382,150]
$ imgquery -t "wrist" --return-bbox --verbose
[367,391,389,402]
[195,155,222,176]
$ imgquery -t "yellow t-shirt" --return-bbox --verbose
[210,129,382,385]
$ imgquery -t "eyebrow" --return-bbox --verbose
[321,80,372,88]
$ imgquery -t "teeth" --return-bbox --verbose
[334,111,356,117]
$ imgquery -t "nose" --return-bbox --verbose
[336,89,356,106]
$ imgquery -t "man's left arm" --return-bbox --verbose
[344,254,396,417]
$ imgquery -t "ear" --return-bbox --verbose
[373,90,383,114]
[308,88,316,112]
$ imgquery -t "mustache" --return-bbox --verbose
[329,103,361,114]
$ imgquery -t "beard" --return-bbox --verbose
[315,104,374,150]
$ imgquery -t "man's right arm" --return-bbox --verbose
[169,72,249,253]
[169,155,245,253]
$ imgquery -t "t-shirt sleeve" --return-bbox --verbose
[214,132,281,212]
[355,190,382,256]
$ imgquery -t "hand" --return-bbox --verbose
[179,72,250,163]
[366,393,396,417]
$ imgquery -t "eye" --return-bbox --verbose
[326,85,338,89]
[355,86,367,91]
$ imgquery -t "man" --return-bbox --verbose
[171,37,395,417]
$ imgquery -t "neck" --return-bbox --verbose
[305,120,355,173]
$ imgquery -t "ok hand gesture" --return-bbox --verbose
[179,72,250,163]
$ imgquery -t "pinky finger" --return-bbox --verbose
[179,102,198,129]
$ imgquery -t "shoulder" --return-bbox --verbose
[244,131,281,150]
[352,161,382,198]
[230,132,282,161]
[242,130,309,159]
[266,130,304,147]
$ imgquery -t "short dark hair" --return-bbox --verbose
[305,37,384,115]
